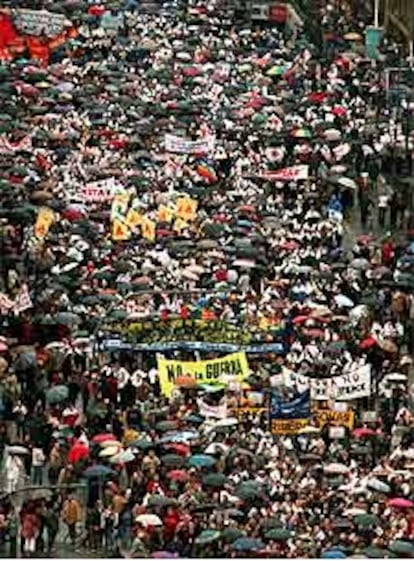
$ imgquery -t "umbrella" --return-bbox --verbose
[352,428,376,438]
[322,550,347,559]
[344,32,363,41]
[7,445,30,455]
[384,372,408,383]
[202,473,228,488]
[324,463,350,475]
[45,385,69,404]
[99,445,121,458]
[366,478,390,494]
[161,454,185,468]
[109,449,135,464]
[354,513,380,527]
[92,433,117,444]
[334,294,354,308]
[151,552,178,559]
[364,546,388,558]
[264,528,292,541]
[83,465,115,479]
[292,128,312,139]
[221,528,245,543]
[389,540,414,556]
[388,497,414,508]
[166,470,189,482]
[147,496,177,508]
[188,454,216,468]
[195,530,221,545]
[350,258,371,270]
[156,421,179,432]
[338,177,358,189]
[100,440,123,448]
[136,514,163,527]
[232,537,265,551]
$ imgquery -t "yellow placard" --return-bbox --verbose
[157,352,249,397]
[314,410,354,430]
[112,219,131,241]
[173,217,189,233]
[125,208,142,230]
[141,217,156,243]
[232,407,267,420]
[34,207,54,239]
[271,418,309,435]
[158,205,174,223]
[176,197,198,222]
[111,193,130,221]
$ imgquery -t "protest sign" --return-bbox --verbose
[314,409,354,430]
[270,390,311,434]
[259,165,309,181]
[13,9,70,37]
[157,352,249,397]
[34,207,55,239]
[165,134,215,155]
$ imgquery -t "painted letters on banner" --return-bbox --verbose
[259,164,309,182]
[164,134,215,155]
[13,9,70,37]
[270,390,311,434]
[291,364,371,401]
[157,352,248,397]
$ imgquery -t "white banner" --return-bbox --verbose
[259,164,309,182]
[290,364,371,401]
[13,9,71,37]
[197,399,228,419]
[165,134,215,155]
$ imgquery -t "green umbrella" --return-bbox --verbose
[354,513,380,528]
[364,546,388,558]
[202,473,228,488]
[389,540,414,556]
[264,528,292,541]
[46,385,69,404]
[195,530,221,545]
[266,65,286,76]
[160,454,185,468]
[262,517,283,529]
[156,420,179,432]
[221,528,245,543]
[147,496,176,508]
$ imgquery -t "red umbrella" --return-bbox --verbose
[92,433,117,444]
[352,428,376,438]
[388,498,414,508]
[279,241,299,251]
[359,336,378,350]
[332,106,348,117]
[68,440,89,464]
[307,92,327,103]
[62,208,86,221]
[182,67,200,77]
[167,469,190,482]
[292,315,309,325]
[163,443,190,456]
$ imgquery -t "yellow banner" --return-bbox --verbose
[158,205,174,223]
[176,197,198,221]
[112,219,131,241]
[232,407,267,420]
[34,207,54,239]
[125,208,142,230]
[111,193,130,221]
[141,217,156,242]
[271,418,309,435]
[314,410,354,430]
[157,352,249,397]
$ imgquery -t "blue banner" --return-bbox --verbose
[270,390,311,420]
[99,339,286,354]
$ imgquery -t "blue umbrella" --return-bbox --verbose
[232,538,265,551]
[188,454,216,468]
[159,431,200,444]
[83,465,115,479]
[321,550,347,559]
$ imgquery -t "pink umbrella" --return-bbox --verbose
[352,428,376,438]
[388,498,414,508]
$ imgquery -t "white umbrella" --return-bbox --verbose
[349,305,369,320]
[136,514,163,527]
[100,440,123,448]
[110,449,135,464]
[7,445,30,455]
[366,478,391,494]
[334,294,355,308]
[324,463,350,475]
[344,507,366,516]
[324,128,342,141]
[299,426,321,435]
[99,445,121,458]
[384,373,407,383]
[338,177,357,189]
[212,417,239,429]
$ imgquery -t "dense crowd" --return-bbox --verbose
[1,0,414,558]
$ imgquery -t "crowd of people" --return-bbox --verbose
[1,0,414,558]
